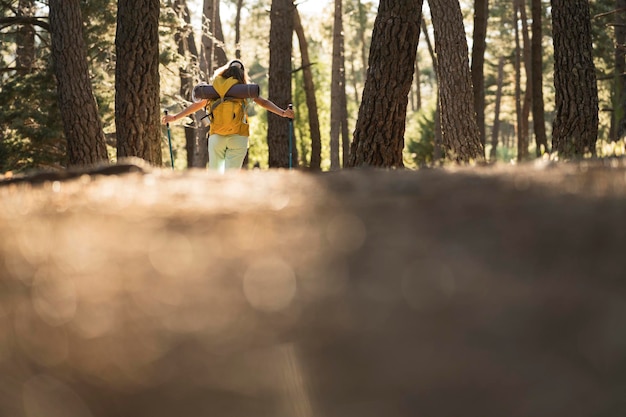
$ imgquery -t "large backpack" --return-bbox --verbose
[207,76,250,136]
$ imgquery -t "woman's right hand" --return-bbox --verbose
[162,114,176,125]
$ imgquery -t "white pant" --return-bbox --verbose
[208,133,249,172]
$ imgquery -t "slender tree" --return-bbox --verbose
[330,0,348,169]
[531,0,548,154]
[471,0,488,150]
[49,0,108,167]
[517,0,531,161]
[514,3,524,161]
[348,0,423,168]
[294,7,322,170]
[201,0,228,79]
[429,0,484,162]
[490,56,505,160]
[234,0,244,59]
[115,0,162,165]
[551,0,599,157]
[173,0,208,168]
[611,0,626,141]
[267,0,294,168]
[16,0,35,74]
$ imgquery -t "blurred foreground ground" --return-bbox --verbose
[1,159,625,417]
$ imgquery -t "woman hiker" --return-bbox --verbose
[162,59,295,171]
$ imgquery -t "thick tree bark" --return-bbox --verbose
[267,0,294,168]
[531,0,548,154]
[115,0,162,165]
[551,0,598,157]
[471,0,488,150]
[429,0,484,163]
[348,0,423,168]
[49,0,108,167]
[294,8,322,170]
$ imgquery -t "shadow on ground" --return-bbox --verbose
[1,159,625,417]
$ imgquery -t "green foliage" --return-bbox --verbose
[405,105,437,168]
[0,1,66,172]
[0,68,66,172]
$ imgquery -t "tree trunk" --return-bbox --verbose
[517,0,532,161]
[551,0,599,157]
[357,0,369,86]
[611,0,626,141]
[331,0,347,169]
[201,0,228,79]
[49,0,108,167]
[115,0,162,165]
[234,0,244,59]
[267,0,294,168]
[16,0,35,74]
[471,0,488,150]
[294,8,322,170]
[531,0,549,154]
[514,1,524,162]
[490,56,505,161]
[173,0,208,168]
[348,0,423,168]
[341,63,350,167]
[429,0,484,163]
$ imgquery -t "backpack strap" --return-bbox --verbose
[206,97,231,122]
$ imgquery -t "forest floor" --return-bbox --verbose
[1,158,626,417]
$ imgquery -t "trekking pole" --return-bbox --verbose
[288,104,294,170]
[164,110,174,169]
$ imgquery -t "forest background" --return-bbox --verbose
[0,0,624,173]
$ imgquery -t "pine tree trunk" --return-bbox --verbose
[429,0,484,163]
[348,0,423,168]
[471,0,488,150]
[551,0,599,157]
[531,0,549,154]
[357,0,369,86]
[115,0,162,165]
[174,0,208,168]
[294,8,322,170]
[612,0,626,141]
[514,1,525,162]
[16,0,35,73]
[330,0,345,169]
[234,0,244,59]
[49,0,108,167]
[490,56,505,161]
[201,0,228,79]
[267,0,294,168]
[518,0,532,161]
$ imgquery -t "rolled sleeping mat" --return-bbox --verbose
[192,83,260,101]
